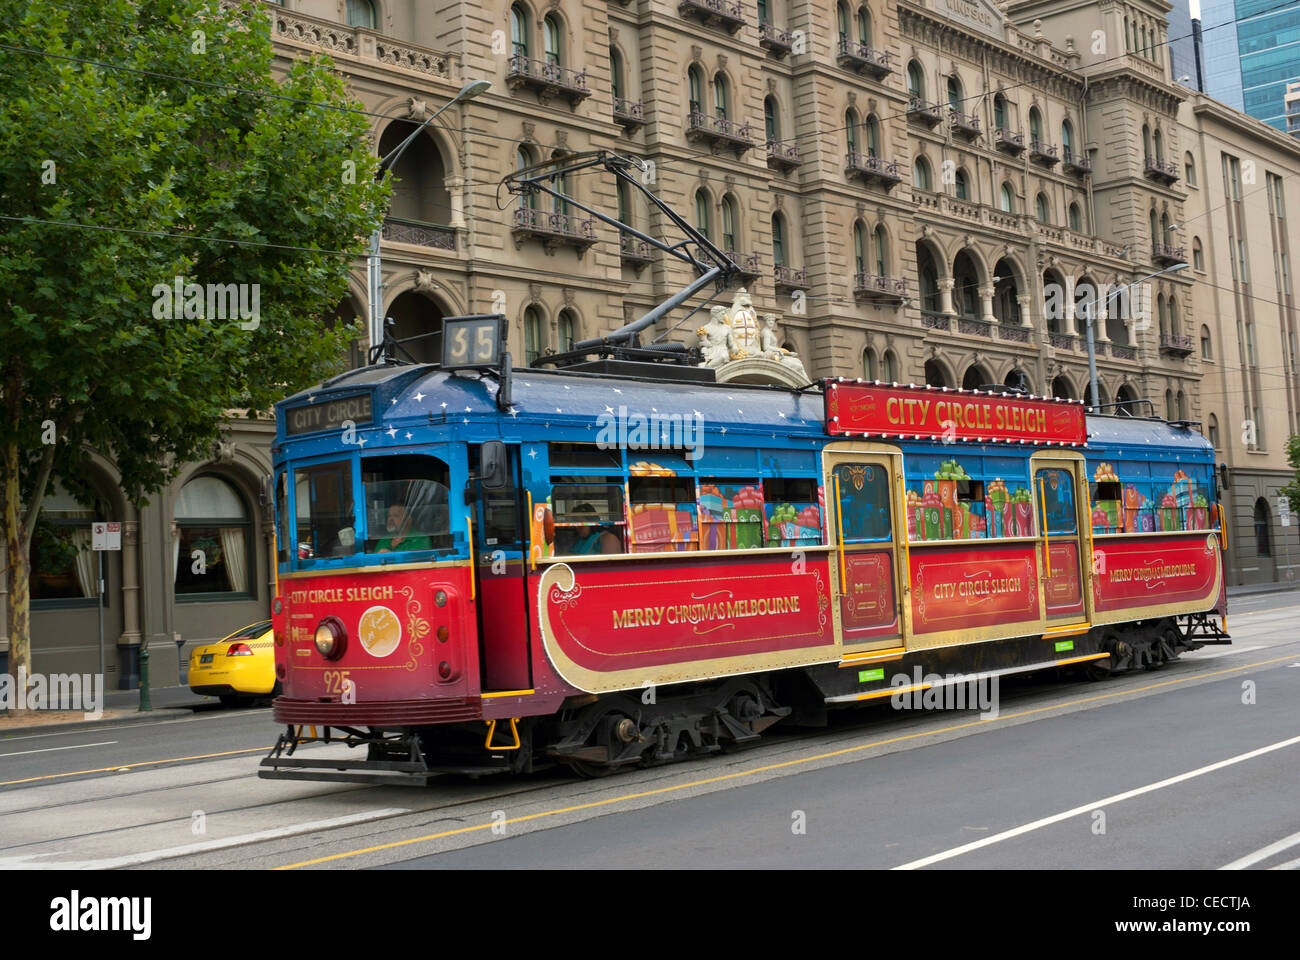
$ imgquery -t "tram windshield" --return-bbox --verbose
[295,460,357,560]
[362,454,452,553]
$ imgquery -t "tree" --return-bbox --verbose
[1281,434,1300,516]
[0,0,389,691]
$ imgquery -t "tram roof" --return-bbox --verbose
[1084,413,1214,460]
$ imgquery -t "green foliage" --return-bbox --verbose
[0,0,389,510]
[1281,434,1300,515]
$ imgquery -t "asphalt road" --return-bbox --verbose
[0,588,1296,870]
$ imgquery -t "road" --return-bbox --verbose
[0,589,1296,870]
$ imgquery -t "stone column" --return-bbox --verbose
[263,519,278,602]
[938,277,956,316]
[445,175,467,229]
[117,520,142,690]
[1094,299,1110,343]
[979,285,996,324]
[1017,294,1033,338]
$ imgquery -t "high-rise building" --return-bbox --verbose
[1286,80,1300,137]
[1168,0,1201,89]
[1201,0,1300,132]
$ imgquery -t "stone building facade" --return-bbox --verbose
[8,0,1294,684]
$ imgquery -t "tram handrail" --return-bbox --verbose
[834,474,846,592]
[1039,476,1052,578]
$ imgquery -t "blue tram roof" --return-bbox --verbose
[1085,414,1214,464]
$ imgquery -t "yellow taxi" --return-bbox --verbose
[187,620,277,706]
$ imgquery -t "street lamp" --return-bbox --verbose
[367,79,491,352]
[1080,260,1189,412]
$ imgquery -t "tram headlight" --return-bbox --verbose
[314,617,347,660]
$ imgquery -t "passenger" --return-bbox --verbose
[374,503,432,553]
[571,502,622,555]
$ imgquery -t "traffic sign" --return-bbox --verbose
[91,521,121,551]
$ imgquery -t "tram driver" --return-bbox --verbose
[570,502,623,555]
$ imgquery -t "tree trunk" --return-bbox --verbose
[4,438,31,707]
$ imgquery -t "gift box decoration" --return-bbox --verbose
[922,490,943,540]
[1011,488,1034,536]
[987,480,1009,538]
[906,489,922,540]
[1159,492,1178,531]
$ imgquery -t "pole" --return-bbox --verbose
[367,228,383,351]
[96,551,104,691]
[1084,299,1100,411]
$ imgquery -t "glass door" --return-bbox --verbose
[1034,459,1086,622]
[827,455,902,647]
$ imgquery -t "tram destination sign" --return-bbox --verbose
[824,380,1087,446]
[285,393,373,436]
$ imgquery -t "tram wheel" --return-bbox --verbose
[564,759,619,779]
[1081,659,1113,681]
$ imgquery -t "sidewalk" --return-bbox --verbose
[1,685,230,738]
[1226,579,1300,598]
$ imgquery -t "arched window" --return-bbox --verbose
[713,73,729,119]
[616,178,631,227]
[1255,499,1272,556]
[1208,413,1219,447]
[516,145,536,209]
[1153,128,1163,161]
[721,194,738,250]
[864,114,880,157]
[175,476,252,596]
[1201,324,1212,359]
[837,1,850,40]
[543,14,562,66]
[610,47,625,101]
[873,225,888,276]
[552,154,569,215]
[863,348,877,380]
[688,66,703,115]
[954,167,969,200]
[1000,182,1014,213]
[1036,193,1050,223]
[1193,237,1204,270]
[1177,389,1187,420]
[846,108,859,153]
[557,309,576,353]
[1185,151,1196,185]
[1068,202,1082,231]
[1165,388,1175,420]
[1029,106,1042,144]
[994,93,1007,131]
[771,212,786,266]
[31,482,98,601]
[524,306,542,365]
[853,222,866,274]
[1169,294,1180,335]
[1123,16,1130,52]
[1142,124,1152,159]
[346,0,377,29]
[1157,294,1168,337]
[917,243,940,312]
[883,351,897,382]
[913,156,932,191]
[924,359,950,388]
[1149,208,1159,246]
[947,74,963,110]
[509,3,529,57]
[857,6,872,44]
[907,60,924,99]
[765,96,779,142]
[1061,119,1074,155]
[757,0,769,24]
[695,188,711,241]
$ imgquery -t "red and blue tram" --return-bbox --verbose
[262,362,1229,783]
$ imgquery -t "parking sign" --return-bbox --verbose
[91,521,122,551]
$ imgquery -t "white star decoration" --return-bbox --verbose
[465,406,472,412]
[405,432,412,440]
[528,448,538,459]
[414,392,425,403]
[440,401,447,409]
[357,437,367,447]
[508,407,520,418]
[604,405,614,414]
[386,427,397,439]
[390,398,398,405]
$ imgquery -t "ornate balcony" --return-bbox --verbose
[766,138,800,172]
[854,273,907,303]
[773,264,808,292]
[677,0,745,35]
[613,97,645,131]
[1029,140,1059,166]
[950,109,981,140]
[907,96,944,126]
[1048,332,1079,351]
[921,313,951,331]
[381,217,456,251]
[996,323,1030,343]
[759,21,794,59]
[1144,156,1179,184]
[512,207,597,252]
[619,234,654,268]
[957,317,992,337]
[1110,343,1137,360]
[724,250,763,282]
[837,38,892,78]
[1160,334,1195,357]
[845,151,902,189]
[506,54,591,106]
[1062,149,1091,175]
[994,128,1025,154]
[267,4,452,78]
[1153,242,1185,265]
[1093,342,1108,357]
[686,111,755,155]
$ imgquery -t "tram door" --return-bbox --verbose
[826,453,903,648]
[470,444,533,692]
[1033,458,1087,623]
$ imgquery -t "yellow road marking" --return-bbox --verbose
[276,650,1300,870]
[0,746,272,787]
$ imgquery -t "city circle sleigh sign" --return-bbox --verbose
[824,380,1087,447]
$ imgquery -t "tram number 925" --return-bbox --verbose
[442,315,504,369]
[323,670,352,697]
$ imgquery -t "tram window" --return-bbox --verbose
[552,480,626,555]
[1035,469,1077,535]
[294,461,357,560]
[361,455,452,554]
[473,446,520,545]
[549,443,621,471]
[834,464,891,543]
[699,480,765,550]
[628,476,698,552]
[275,471,289,564]
[763,477,822,547]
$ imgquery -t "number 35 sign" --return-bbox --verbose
[441,314,506,370]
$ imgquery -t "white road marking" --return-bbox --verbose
[0,808,411,870]
[893,734,1300,870]
[1220,829,1300,870]
[1268,856,1300,870]
[1182,645,1264,660]
[0,741,117,758]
